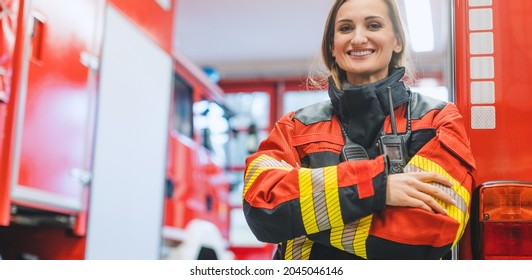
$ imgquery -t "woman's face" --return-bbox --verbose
[332,0,402,84]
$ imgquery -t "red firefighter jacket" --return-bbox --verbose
[242,68,476,259]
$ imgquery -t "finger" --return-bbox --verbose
[402,196,434,214]
[414,181,456,206]
[409,172,453,187]
[409,190,448,215]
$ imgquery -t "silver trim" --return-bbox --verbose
[452,244,459,260]
[449,0,458,260]
[10,2,33,200]
[449,0,456,104]
[11,185,83,212]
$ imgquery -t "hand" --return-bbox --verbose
[385,172,456,215]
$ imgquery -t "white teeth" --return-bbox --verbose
[349,50,373,56]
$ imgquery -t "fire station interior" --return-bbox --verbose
[1,0,531,260]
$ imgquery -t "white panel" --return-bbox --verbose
[470,57,495,79]
[471,106,496,129]
[470,32,494,55]
[85,6,172,259]
[469,8,493,31]
[469,0,492,7]
[471,81,495,104]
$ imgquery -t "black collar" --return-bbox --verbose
[327,67,410,148]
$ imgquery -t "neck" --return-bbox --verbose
[346,70,389,85]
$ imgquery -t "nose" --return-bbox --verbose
[350,29,368,45]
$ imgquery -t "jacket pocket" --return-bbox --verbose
[293,133,344,168]
[438,129,476,170]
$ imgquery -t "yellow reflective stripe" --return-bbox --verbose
[330,226,345,251]
[285,240,294,260]
[301,238,313,260]
[324,166,343,228]
[407,155,471,245]
[243,154,293,198]
[353,215,372,259]
[447,199,470,247]
[323,165,346,251]
[299,168,319,234]
[408,155,471,210]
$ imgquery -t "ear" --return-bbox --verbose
[394,37,403,53]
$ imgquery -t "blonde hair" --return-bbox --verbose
[308,0,416,89]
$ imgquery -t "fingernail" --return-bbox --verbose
[451,199,457,205]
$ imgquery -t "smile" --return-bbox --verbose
[348,50,375,57]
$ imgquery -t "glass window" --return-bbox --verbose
[225,92,270,131]
[224,92,270,168]
[193,99,230,165]
[410,78,450,102]
[283,90,329,115]
[172,74,193,138]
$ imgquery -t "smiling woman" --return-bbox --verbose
[331,0,403,85]
[242,0,476,260]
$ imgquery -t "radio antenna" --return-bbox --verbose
[387,87,397,135]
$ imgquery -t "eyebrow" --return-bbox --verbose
[336,15,385,24]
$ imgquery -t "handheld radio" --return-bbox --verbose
[379,87,409,174]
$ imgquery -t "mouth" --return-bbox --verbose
[347,50,375,57]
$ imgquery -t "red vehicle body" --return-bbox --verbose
[454,0,532,259]
[0,0,232,259]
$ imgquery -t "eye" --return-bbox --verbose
[337,24,354,33]
[367,22,382,30]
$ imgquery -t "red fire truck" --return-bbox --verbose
[454,0,532,260]
[221,0,532,260]
[0,0,233,259]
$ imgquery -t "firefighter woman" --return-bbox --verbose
[242,0,476,259]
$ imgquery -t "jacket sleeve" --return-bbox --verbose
[407,102,476,247]
[242,113,388,244]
